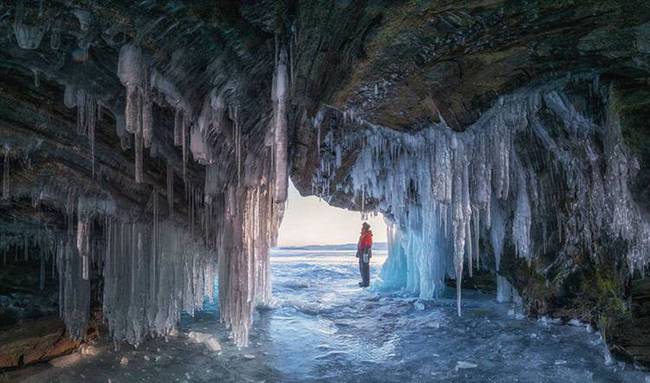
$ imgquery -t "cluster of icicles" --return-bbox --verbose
[312,78,650,315]
[0,193,217,345]
[93,42,287,347]
[13,2,93,59]
[3,32,290,346]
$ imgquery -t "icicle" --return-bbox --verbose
[151,190,158,299]
[135,124,144,183]
[39,245,46,290]
[174,109,183,146]
[77,215,90,281]
[182,117,189,188]
[89,99,96,177]
[2,147,9,200]
[231,106,241,186]
[142,97,153,148]
[125,86,139,134]
[272,46,289,202]
[32,68,39,88]
[512,163,531,261]
[50,20,61,50]
[13,2,47,50]
[167,162,174,213]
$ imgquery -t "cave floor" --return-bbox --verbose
[4,249,649,383]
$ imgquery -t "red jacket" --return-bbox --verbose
[358,230,373,251]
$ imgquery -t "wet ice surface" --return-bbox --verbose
[6,249,650,383]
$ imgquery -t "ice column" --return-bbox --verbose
[217,153,283,347]
[117,43,146,183]
[272,47,289,202]
[2,147,9,200]
[63,85,100,176]
[58,204,91,340]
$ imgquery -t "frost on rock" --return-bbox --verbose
[311,78,650,315]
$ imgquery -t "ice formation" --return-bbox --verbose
[103,217,216,346]
[2,146,9,200]
[33,43,286,347]
[13,2,47,50]
[272,47,289,203]
[117,44,148,183]
[64,85,100,176]
[312,78,650,314]
[0,34,289,349]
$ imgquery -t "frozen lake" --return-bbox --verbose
[7,249,650,382]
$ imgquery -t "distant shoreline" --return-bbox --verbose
[273,243,388,251]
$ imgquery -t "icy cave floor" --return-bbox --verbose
[5,250,650,383]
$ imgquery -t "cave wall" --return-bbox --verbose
[0,0,285,352]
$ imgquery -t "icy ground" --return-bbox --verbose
[4,249,650,383]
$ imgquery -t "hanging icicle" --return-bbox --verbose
[272,46,289,202]
[117,43,147,183]
[167,162,174,214]
[174,108,183,146]
[76,214,90,281]
[2,147,9,200]
[142,97,153,148]
[182,115,189,186]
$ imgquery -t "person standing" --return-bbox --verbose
[356,222,373,287]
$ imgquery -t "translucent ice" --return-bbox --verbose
[272,47,289,203]
[312,78,649,315]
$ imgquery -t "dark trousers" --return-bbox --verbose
[359,258,370,286]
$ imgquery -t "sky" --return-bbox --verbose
[276,182,388,246]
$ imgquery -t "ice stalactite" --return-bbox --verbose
[32,68,39,88]
[58,198,91,340]
[13,2,47,50]
[142,97,153,149]
[272,46,289,203]
[76,214,90,281]
[491,201,513,303]
[512,162,532,262]
[174,108,184,147]
[42,39,285,349]
[135,122,144,183]
[231,106,242,185]
[64,85,100,177]
[217,179,283,347]
[103,218,216,346]
[2,147,9,200]
[313,78,650,314]
[167,162,174,213]
[49,19,61,50]
[117,44,148,183]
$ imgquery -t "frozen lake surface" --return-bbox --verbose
[6,249,650,382]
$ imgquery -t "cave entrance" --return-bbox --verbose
[274,181,388,289]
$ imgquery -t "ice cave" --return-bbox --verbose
[1,1,650,382]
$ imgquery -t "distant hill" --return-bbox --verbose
[274,242,388,251]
